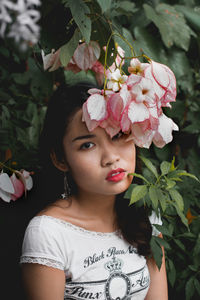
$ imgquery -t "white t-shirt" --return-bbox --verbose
[20,213,161,300]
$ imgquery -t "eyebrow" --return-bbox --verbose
[72,134,96,142]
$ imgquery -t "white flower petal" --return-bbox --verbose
[151,61,170,88]
[111,69,121,81]
[0,189,12,202]
[0,173,14,193]
[153,113,179,147]
[86,94,107,121]
[128,102,149,123]
[131,124,154,148]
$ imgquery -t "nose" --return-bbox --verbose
[101,142,120,167]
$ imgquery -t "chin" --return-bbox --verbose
[106,182,131,196]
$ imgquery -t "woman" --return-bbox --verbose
[20,82,168,300]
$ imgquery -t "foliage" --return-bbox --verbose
[125,156,199,263]
[0,0,200,299]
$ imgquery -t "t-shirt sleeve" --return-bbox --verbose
[149,210,162,236]
[19,218,67,270]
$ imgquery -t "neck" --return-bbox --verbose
[75,190,116,219]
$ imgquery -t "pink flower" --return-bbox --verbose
[64,57,82,73]
[115,46,125,67]
[42,41,101,76]
[107,69,128,92]
[41,49,61,72]
[91,61,104,86]
[100,93,124,137]
[82,93,108,132]
[66,41,101,71]
[105,46,125,78]
[153,113,179,148]
[129,123,154,148]
[130,77,155,104]
[78,46,178,149]
[0,172,15,203]
[21,170,33,191]
[10,173,24,201]
[128,58,148,75]
[145,60,176,107]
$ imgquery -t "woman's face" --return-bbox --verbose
[62,109,136,197]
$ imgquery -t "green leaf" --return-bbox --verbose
[117,1,137,14]
[154,236,171,250]
[185,277,195,300]
[124,184,134,199]
[174,239,186,251]
[16,127,29,148]
[2,105,10,119]
[129,185,147,205]
[169,189,184,211]
[149,186,159,209]
[12,73,30,85]
[172,203,189,228]
[129,173,150,184]
[64,70,96,85]
[139,156,158,178]
[143,3,194,50]
[170,156,176,172]
[150,236,163,270]
[96,0,112,13]
[60,29,81,67]
[165,178,176,190]
[168,50,191,78]
[168,50,193,93]
[188,265,198,272]
[194,278,200,296]
[176,172,200,182]
[67,0,91,43]
[153,224,172,237]
[114,27,134,59]
[193,235,200,256]
[133,26,166,63]
[158,189,167,213]
[153,144,170,162]
[175,5,200,31]
[167,259,176,287]
[160,161,171,175]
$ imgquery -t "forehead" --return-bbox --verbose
[65,109,90,138]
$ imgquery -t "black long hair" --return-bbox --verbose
[39,82,152,257]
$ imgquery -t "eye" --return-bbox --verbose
[80,142,95,150]
[112,131,124,140]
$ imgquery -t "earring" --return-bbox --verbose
[61,172,71,199]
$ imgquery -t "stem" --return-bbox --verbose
[142,54,151,62]
[113,32,135,57]
[103,32,114,93]
[0,162,15,173]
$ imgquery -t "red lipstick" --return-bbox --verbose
[106,168,125,182]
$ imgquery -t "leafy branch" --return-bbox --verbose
[126,156,199,228]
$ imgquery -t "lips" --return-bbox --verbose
[106,168,126,182]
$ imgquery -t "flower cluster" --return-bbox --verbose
[42,41,178,148]
[0,0,41,50]
[42,41,104,85]
[0,170,33,203]
[82,49,178,148]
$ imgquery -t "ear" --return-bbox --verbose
[50,151,69,172]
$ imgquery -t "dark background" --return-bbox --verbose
[0,172,49,300]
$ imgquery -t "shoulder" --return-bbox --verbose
[20,214,70,270]
[36,198,73,220]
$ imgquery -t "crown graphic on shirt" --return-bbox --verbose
[104,256,123,273]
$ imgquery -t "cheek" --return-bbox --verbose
[66,151,98,180]
[122,143,136,170]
